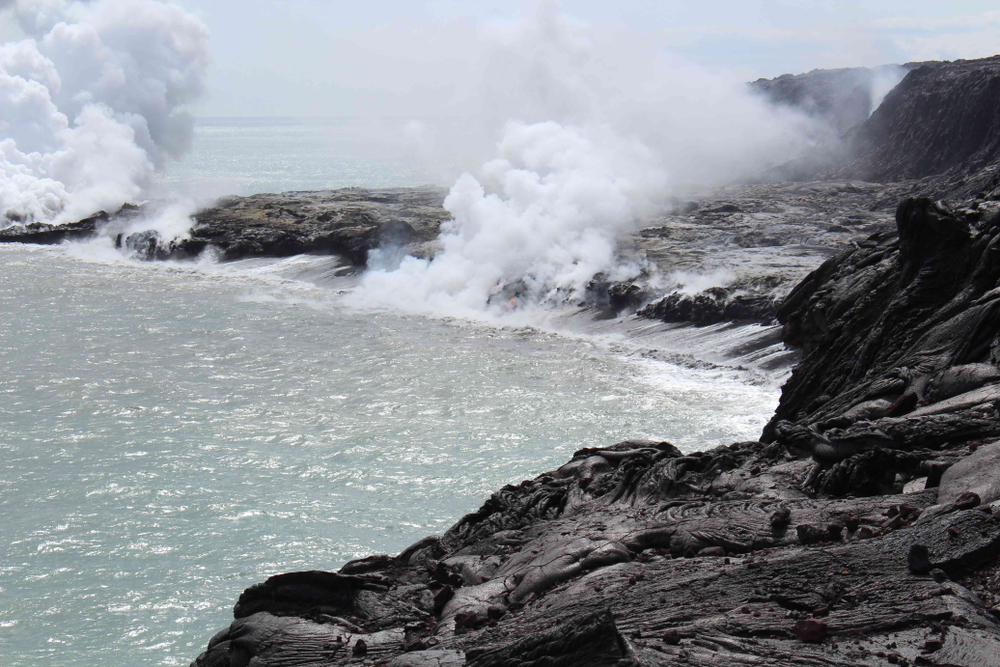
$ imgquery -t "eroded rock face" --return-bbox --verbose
[750,65,914,136]
[764,197,1000,495]
[752,56,1000,202]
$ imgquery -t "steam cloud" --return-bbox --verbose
[868,65,908,115]
[358,1,834,317]
[365,119,665,313]
[0,0,209,227]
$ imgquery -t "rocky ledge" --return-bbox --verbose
[0,187,450,266]
[175,187,450,264]
[190,196,1000,667]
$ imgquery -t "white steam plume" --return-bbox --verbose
[363,119,665,314]
[869,65,908,115]
[0,0,209,227]
[357,0,831,318]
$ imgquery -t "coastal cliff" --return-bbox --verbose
[752,56,1000,201]
[190,197,1000,666]
[843,56,1000,196]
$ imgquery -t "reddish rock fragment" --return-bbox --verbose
[792,619,828,643]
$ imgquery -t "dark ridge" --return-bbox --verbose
[750,64,920,136]
[750,55,1000,201]
[0,210,109,244]
[844,56,1000,192]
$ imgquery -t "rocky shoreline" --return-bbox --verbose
[187,54,1000,667]
[184,196,1000,667]
[4,54,1000,667]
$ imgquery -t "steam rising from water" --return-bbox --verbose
[357,1,832,317]
[0,0,208,226]
[1,0,890,314]
[362,119,664,315]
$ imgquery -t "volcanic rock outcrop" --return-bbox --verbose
[751,64,914,136]
[636,275,784,326]
[190,196,1000,666]
[0,209,118,245]
[175,187,449,264]
[763,197,1000,494]
[757,56,1000,201]
[0,187,450,266]
[844,57,1000,197]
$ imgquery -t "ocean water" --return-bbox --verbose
[158,117,481,198]
[0,119,783,666]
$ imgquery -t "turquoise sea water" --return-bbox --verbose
[0,119,780,665]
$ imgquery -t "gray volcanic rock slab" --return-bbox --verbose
[938,442,1000,506]
[388,650,465,667]
[181,186,450,264]
[465,609,636,667]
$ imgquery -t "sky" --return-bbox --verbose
[169,0,1000,117]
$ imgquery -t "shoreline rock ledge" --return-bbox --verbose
[190,195,1000,666]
